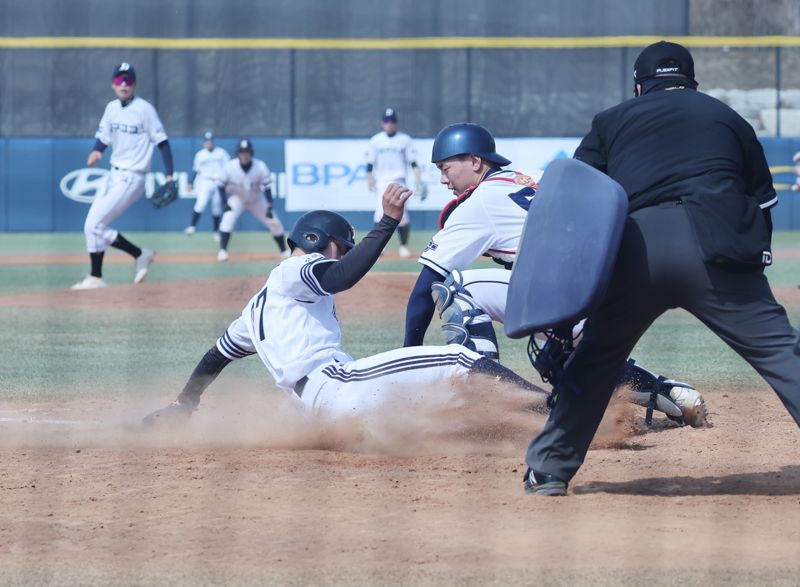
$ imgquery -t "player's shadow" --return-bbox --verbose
[573,464,800,497]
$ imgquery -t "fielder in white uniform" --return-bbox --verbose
[217,139,289,262]
[403,123,706,427]
[72,62,172,290]
[142,184,543,427]
[366,108,426,258]
[185,131,229,240]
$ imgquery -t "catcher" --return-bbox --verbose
[143,183,544,427]
[403,122,706,427]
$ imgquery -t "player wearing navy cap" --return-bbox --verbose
[216,139,289,262]
[72,62,174,289]
[365,108,427,258]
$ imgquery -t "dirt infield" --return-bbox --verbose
[0,388,798,586]
[0,275,798,585]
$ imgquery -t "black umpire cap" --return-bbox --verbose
[633,41,696,84]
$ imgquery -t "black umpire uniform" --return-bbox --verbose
[524,41,800,494]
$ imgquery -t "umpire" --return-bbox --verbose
[524,40,800,496]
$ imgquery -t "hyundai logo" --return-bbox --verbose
[59,168,109,203]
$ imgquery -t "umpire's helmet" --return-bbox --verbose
[288,210,357,254]
[431,123,511,167]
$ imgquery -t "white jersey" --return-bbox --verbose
[94,96,168,173]
[192,146,230,184]
[365,131,417,182]
[221,158,272,202]
[419,168,542,275]
[216,253,352,393]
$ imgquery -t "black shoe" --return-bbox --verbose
[141,399,194,429]
[523,468,568,496]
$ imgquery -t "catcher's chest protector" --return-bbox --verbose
[505,158,628,338]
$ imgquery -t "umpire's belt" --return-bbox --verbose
[293,376,309,398]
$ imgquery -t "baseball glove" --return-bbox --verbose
[151,180,179,209]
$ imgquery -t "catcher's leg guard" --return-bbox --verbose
[431,270,500,360]
[622,359,707,427]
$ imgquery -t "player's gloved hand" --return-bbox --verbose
[150,179,179,209]
[416,180,429,202]
[266,204,274,219]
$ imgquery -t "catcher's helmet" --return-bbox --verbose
[287,210,356,254]
[431,123,511,167]
[236,138,254,154]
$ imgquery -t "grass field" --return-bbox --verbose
[3,230,800,403]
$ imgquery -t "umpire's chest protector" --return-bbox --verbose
[505,159,628,337]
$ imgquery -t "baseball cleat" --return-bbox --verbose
[280,250,291,260]
[70,275,108,290]
[134,248,155,283]
[184,226,196,236]
[667,384,708,428]
[217,249,229,262]
[523,469,568,496]
[398,245,411,258]
[213,232,221,243]
[630,381,708,427]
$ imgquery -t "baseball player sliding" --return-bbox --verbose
[366,108,426,258]
[403,123,707,427]
[217,139,289,262]
[72,62,172,290]
[143,183,543,427]
[185,132,229,241]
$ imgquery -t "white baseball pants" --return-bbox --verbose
[193,177,223,216]
[298,344,482,419]
[219,194,285,236]
[83,168,145,253]
[455,268,585,340]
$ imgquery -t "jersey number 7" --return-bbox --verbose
[251,287,268,341]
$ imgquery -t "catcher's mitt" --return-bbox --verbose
[151,180,179,209]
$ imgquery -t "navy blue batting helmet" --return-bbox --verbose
[431,123,511,167]
[288,210,356,254]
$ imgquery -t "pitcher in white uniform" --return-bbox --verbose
[365,108,426,258]
[216,139,289,262]
[72,62,173,290]
[184,132,229,241]
[143,184,544,427]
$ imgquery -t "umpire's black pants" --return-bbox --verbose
[526,202,800,483]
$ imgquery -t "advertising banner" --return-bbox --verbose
[284,138,582,212]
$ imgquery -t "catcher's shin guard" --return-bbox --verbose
[431,269,499,359]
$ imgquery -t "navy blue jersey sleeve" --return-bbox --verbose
[403,266,444,346]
